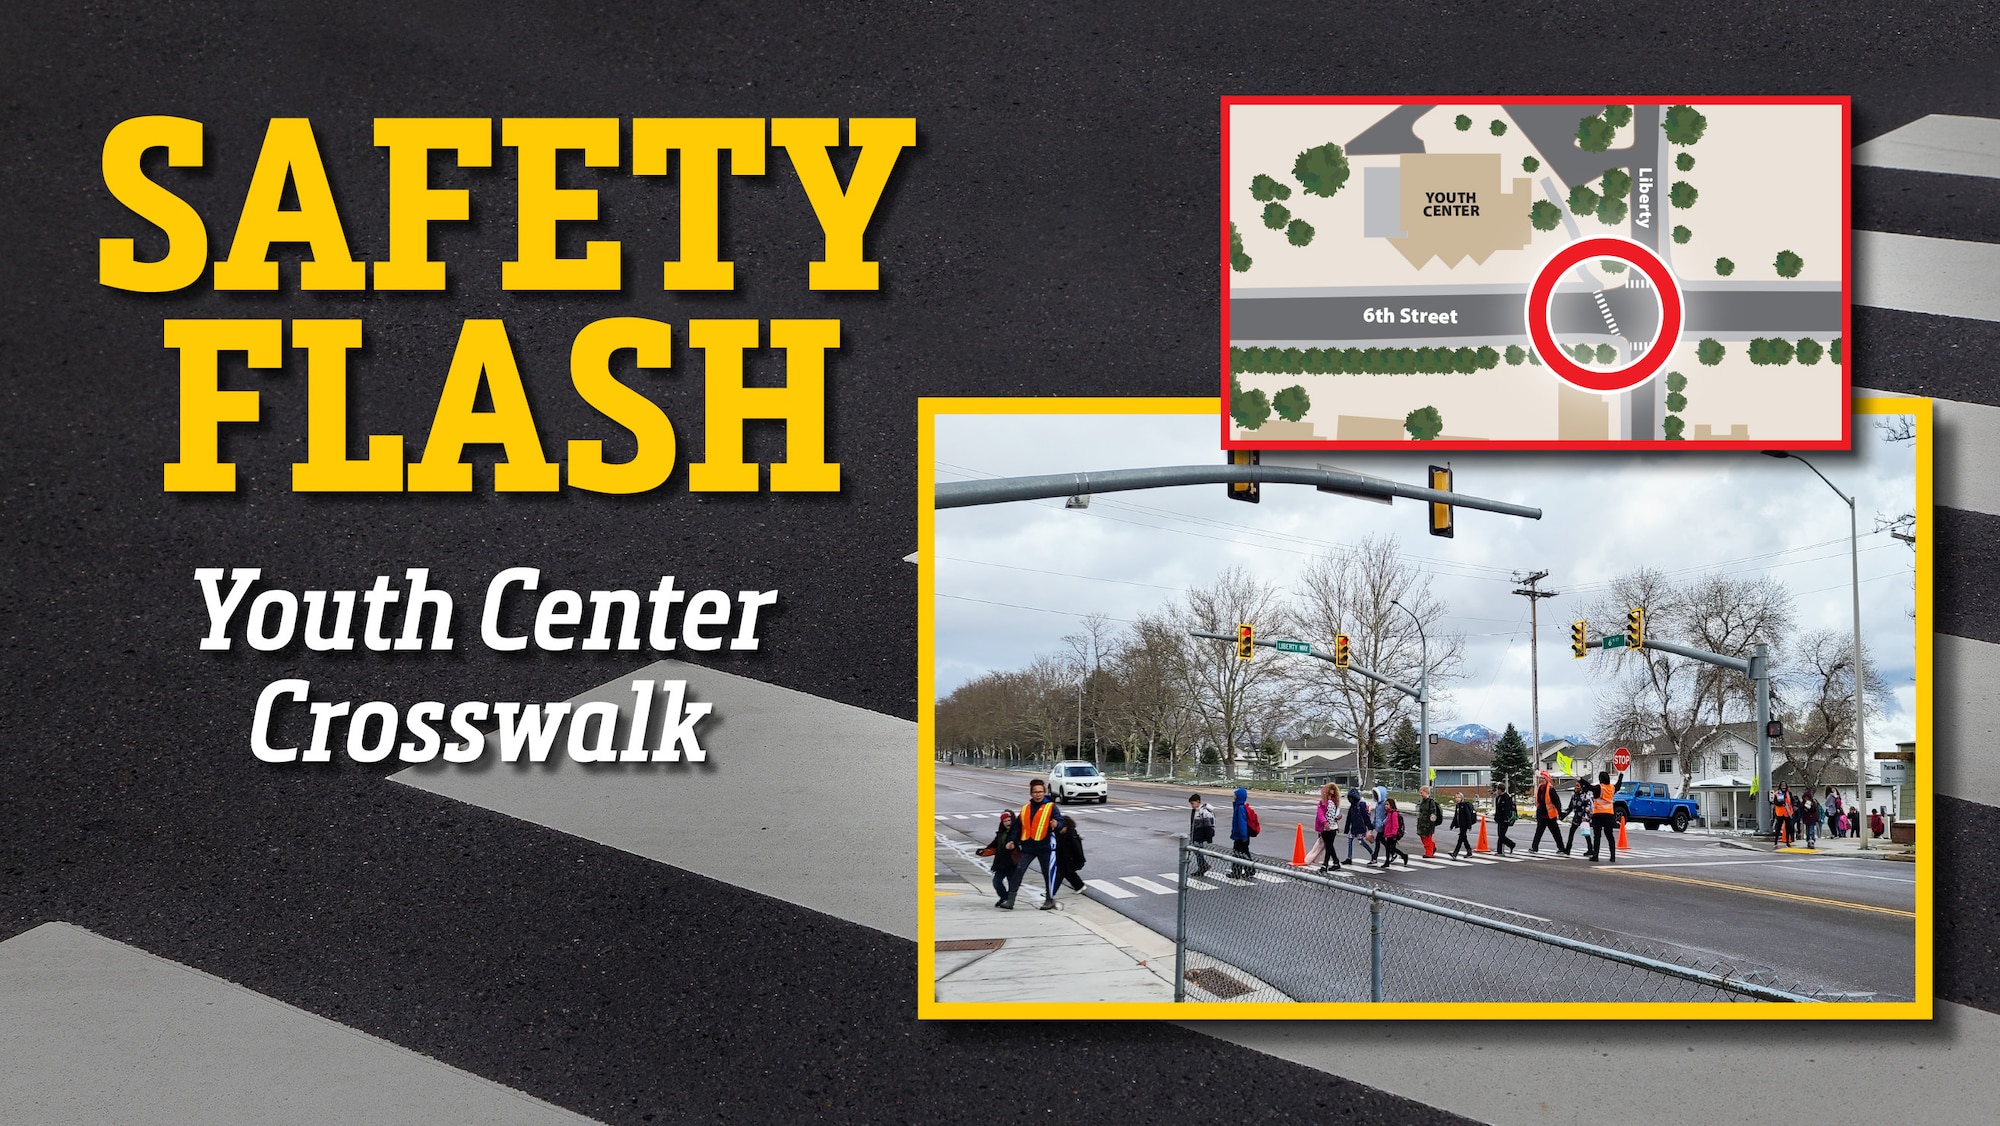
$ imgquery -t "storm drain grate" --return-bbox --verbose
[1184,967,1254,999]
[936,939,1005,953]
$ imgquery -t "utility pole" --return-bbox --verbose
[1511,571,1559,776]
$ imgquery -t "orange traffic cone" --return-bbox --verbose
[1476,814,1490,852]
[1291,823,1308,865]
[1618,816,1630,850]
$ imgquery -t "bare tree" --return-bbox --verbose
[1679,573,1794,732]
[1584,568,1703,793]
[1106,609,1193,775]
[1063,611,1117,767]
[1586,568,1793,796]
[1774,628,1889,790]
[1177,566,1292,780]
[1291,536,1465,776]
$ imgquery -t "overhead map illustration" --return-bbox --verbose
[1223,98,1849,448]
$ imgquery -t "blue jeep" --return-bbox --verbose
[1613,781,1700,832]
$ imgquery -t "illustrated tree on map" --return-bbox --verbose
[1230,222,1252,273]
[1273,385,1311,422]
[1530,200,1562,231]
[1292,142,1350,198]
[1663,105,1708,145]
[1404,406,1444,441]
[1774,250,1804,278]
[1576,113,1615,153]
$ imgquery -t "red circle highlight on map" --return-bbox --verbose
[1525,237,1683,393]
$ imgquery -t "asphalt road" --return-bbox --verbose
[935,765,1916,1001]
[7,4,1999,1124]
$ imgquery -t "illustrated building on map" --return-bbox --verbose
[1363,153,1534,268]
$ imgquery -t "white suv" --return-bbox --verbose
[1047,761,1108,803]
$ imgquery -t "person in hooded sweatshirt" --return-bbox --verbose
[1343,786,1376,866]
[1367,785,1391,867]
[1228,787,1257,879]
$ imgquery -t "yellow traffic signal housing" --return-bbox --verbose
[1236,623,1254,659]
[1333,632,1351,669]
[1626,607,1644,650]
[1428,464,1454,538]
[1228,450,1260,503]
[1571,619,1588,659]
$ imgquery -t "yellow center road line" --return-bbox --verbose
[1597,867,1917,918]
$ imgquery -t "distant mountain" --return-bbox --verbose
[1437,723,1495,743]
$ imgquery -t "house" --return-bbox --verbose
[1273,734,1360,770]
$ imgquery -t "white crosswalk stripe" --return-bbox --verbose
[1163,872,1218,890]
[1853,113,2000,179]
[1120,876,1177,895]
[1082,878,1138,899]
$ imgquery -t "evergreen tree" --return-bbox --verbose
[1491,723,1534,792]
[1388,718,1421,775]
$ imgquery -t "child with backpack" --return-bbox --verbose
[1378,797,1411,868]
[1229,787,1259,879]
[1449,794,1477,859]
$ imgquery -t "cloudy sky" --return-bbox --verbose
[930,405,1922,751]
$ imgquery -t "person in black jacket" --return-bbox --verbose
[1187,793,1217,876]
[1053,820,1087,894]
[1343,787,1376,866]
[984,811,1017,907]
[1493,785,1519,856]
[1448,794,1478,859]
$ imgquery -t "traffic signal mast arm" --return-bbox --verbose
[936,465,1541,520]
[1187,630,1423,702]
[1581,633,1750,674]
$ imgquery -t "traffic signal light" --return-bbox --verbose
[1333,633,1351,669]
[1227,450,1260,503]
[1236,623,1254,659]
[1428,464,1454,538]
[1571,619,1587,659]
[1626,607,1644,650]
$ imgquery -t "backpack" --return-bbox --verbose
[1245,805,1261,837]
[1388,810,1405,841]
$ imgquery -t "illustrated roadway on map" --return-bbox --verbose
[1250,102,1844,351]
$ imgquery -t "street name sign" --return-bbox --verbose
[1273,640,1313,654]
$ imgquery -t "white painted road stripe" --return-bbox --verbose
[1938,633,2000,808]
[0,924,602,1125]
[394,660,919,941]
[1121,876,1177,895]
[1164,873,1218,890]
[1854,114,2000,179]
[1083,878,1137,899]
[1854,230,2000,322]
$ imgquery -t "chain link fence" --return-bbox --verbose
[1173,843,1850,1004]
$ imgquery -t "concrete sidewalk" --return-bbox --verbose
[931,832,1178,1003]
[1718,830,1917,860]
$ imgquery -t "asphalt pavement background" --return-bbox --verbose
[3,3,1998,1125]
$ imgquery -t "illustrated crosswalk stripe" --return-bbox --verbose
[1083,878,1138,899]
[1121,876,1176,895]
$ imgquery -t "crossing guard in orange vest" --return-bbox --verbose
[1772,785,1793,845]
[1000,777,1070,910]
[1586,769,1624,863]
[1530,770,1570,855]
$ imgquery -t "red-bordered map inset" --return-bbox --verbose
[1221,96,1850,451]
